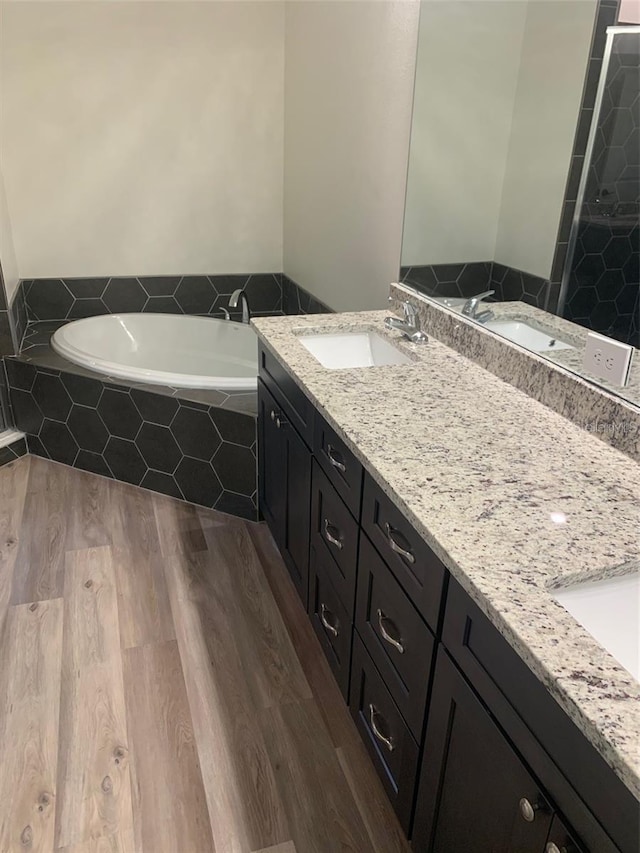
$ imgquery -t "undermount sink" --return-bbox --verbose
[553,570,639,680]
[484,320,573,353]
[299,331,412,369]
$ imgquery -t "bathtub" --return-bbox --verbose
[51,313,258,390]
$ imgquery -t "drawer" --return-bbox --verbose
[314,410,363,516]
[309,543,353,699]
[362,473,446,633]
[349,633,420,834]
[310,461,359,612]
[259,343,314,447]
[356,534,435,740]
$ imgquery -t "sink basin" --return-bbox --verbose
[484,320,573,353]
[299,332,412,369]
[553,570,639,679]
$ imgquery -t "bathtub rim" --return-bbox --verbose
[51,312,258,391]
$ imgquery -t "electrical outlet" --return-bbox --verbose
[583,332,634,387]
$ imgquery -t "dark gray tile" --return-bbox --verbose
[67,299,109,320]
[75,450,113,479]
[174,457,222,507]
[98,388,143,439]
[140,469,183,500]
[135,423,182,473]
[68,405,109,453]
[27,279,74,321]
[174,276,216,314]
[61,372,103,407]
[145,296,181,314]
[39,420,79,465]
[103,278,148,313]
[209,407,256,446]
[212,442,256,496]
[32,372,73,421]
[214,491,257,521]
[9,388,44,434]
[131,388,180,425]
[171,406,221,460]
[63,278,109,298]
[140,276,182,297]
[103,437,147,485]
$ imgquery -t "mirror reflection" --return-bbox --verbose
[401,0,639,403]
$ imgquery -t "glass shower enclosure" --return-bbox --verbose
[559,26,640,348]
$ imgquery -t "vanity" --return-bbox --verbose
[253,308,639,853]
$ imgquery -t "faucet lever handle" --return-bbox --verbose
[401,301,418,323]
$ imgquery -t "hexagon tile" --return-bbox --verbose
[5,357,259,520]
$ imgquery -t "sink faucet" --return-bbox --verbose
[384,300,428,344]
[229,289,251,324]
[461,290,495,323]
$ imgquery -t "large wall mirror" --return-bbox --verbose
[401,0,639,407]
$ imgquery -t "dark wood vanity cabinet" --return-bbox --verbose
[257,345,637,853]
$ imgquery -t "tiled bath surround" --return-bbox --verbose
[6,354,259,519]
[0,435,28,468]
[10,271,331,350]
[3,271,331,517]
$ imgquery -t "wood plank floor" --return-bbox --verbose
[0,456,410,853]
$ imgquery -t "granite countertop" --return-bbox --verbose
[252,310,640,800]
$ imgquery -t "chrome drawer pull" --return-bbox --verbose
[376,609,404,654]
[270,409,276,421]
[326,444,346,472]
[323,519,343,550]
[275,414,287,429]
[320,603,339,637]
[368,703,394,753]
[384,522,415,564]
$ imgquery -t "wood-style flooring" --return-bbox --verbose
[0,456,409,853]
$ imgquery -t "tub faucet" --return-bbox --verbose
[462,290,495,323]
[384,300,428,343]
[229,289,251,324]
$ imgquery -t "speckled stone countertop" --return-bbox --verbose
[252,310,640,800]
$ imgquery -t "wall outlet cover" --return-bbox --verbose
[583,332,634,387]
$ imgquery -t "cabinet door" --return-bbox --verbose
[413,648,552,853]
[258,379,312,605]
[257,379,285,539]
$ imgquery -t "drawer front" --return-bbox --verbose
[314,410,363,517]
[310,461,359,612]
[309,544,353,699]
[356,534,435,740]
[362,474,446,632]
[349,633,420,833]
[259,343,314,447]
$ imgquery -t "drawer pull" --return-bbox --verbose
[376,609,404,654]
[518,798,542,823]
[275,414,287,429]
[385,523,415,564]
[545,845,562,853]
[326,444,346,472]
[270,409,276,421]
[368,703,394,753]
[323,519,343,550]
[320,603,339,637]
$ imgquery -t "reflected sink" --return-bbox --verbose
[484,320,573,353]
[553,570,639,679]
[299,332,412,369]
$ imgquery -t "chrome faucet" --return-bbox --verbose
[461,290,495,323]
[229,289,251,324]
[384,300,428,344]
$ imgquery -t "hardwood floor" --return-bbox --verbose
[0,456,410,853]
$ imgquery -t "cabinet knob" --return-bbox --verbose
[270,409,276,421]
[546,844,562,853]
[518,798,539,822]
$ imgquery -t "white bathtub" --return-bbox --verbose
[51,313,258,391]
